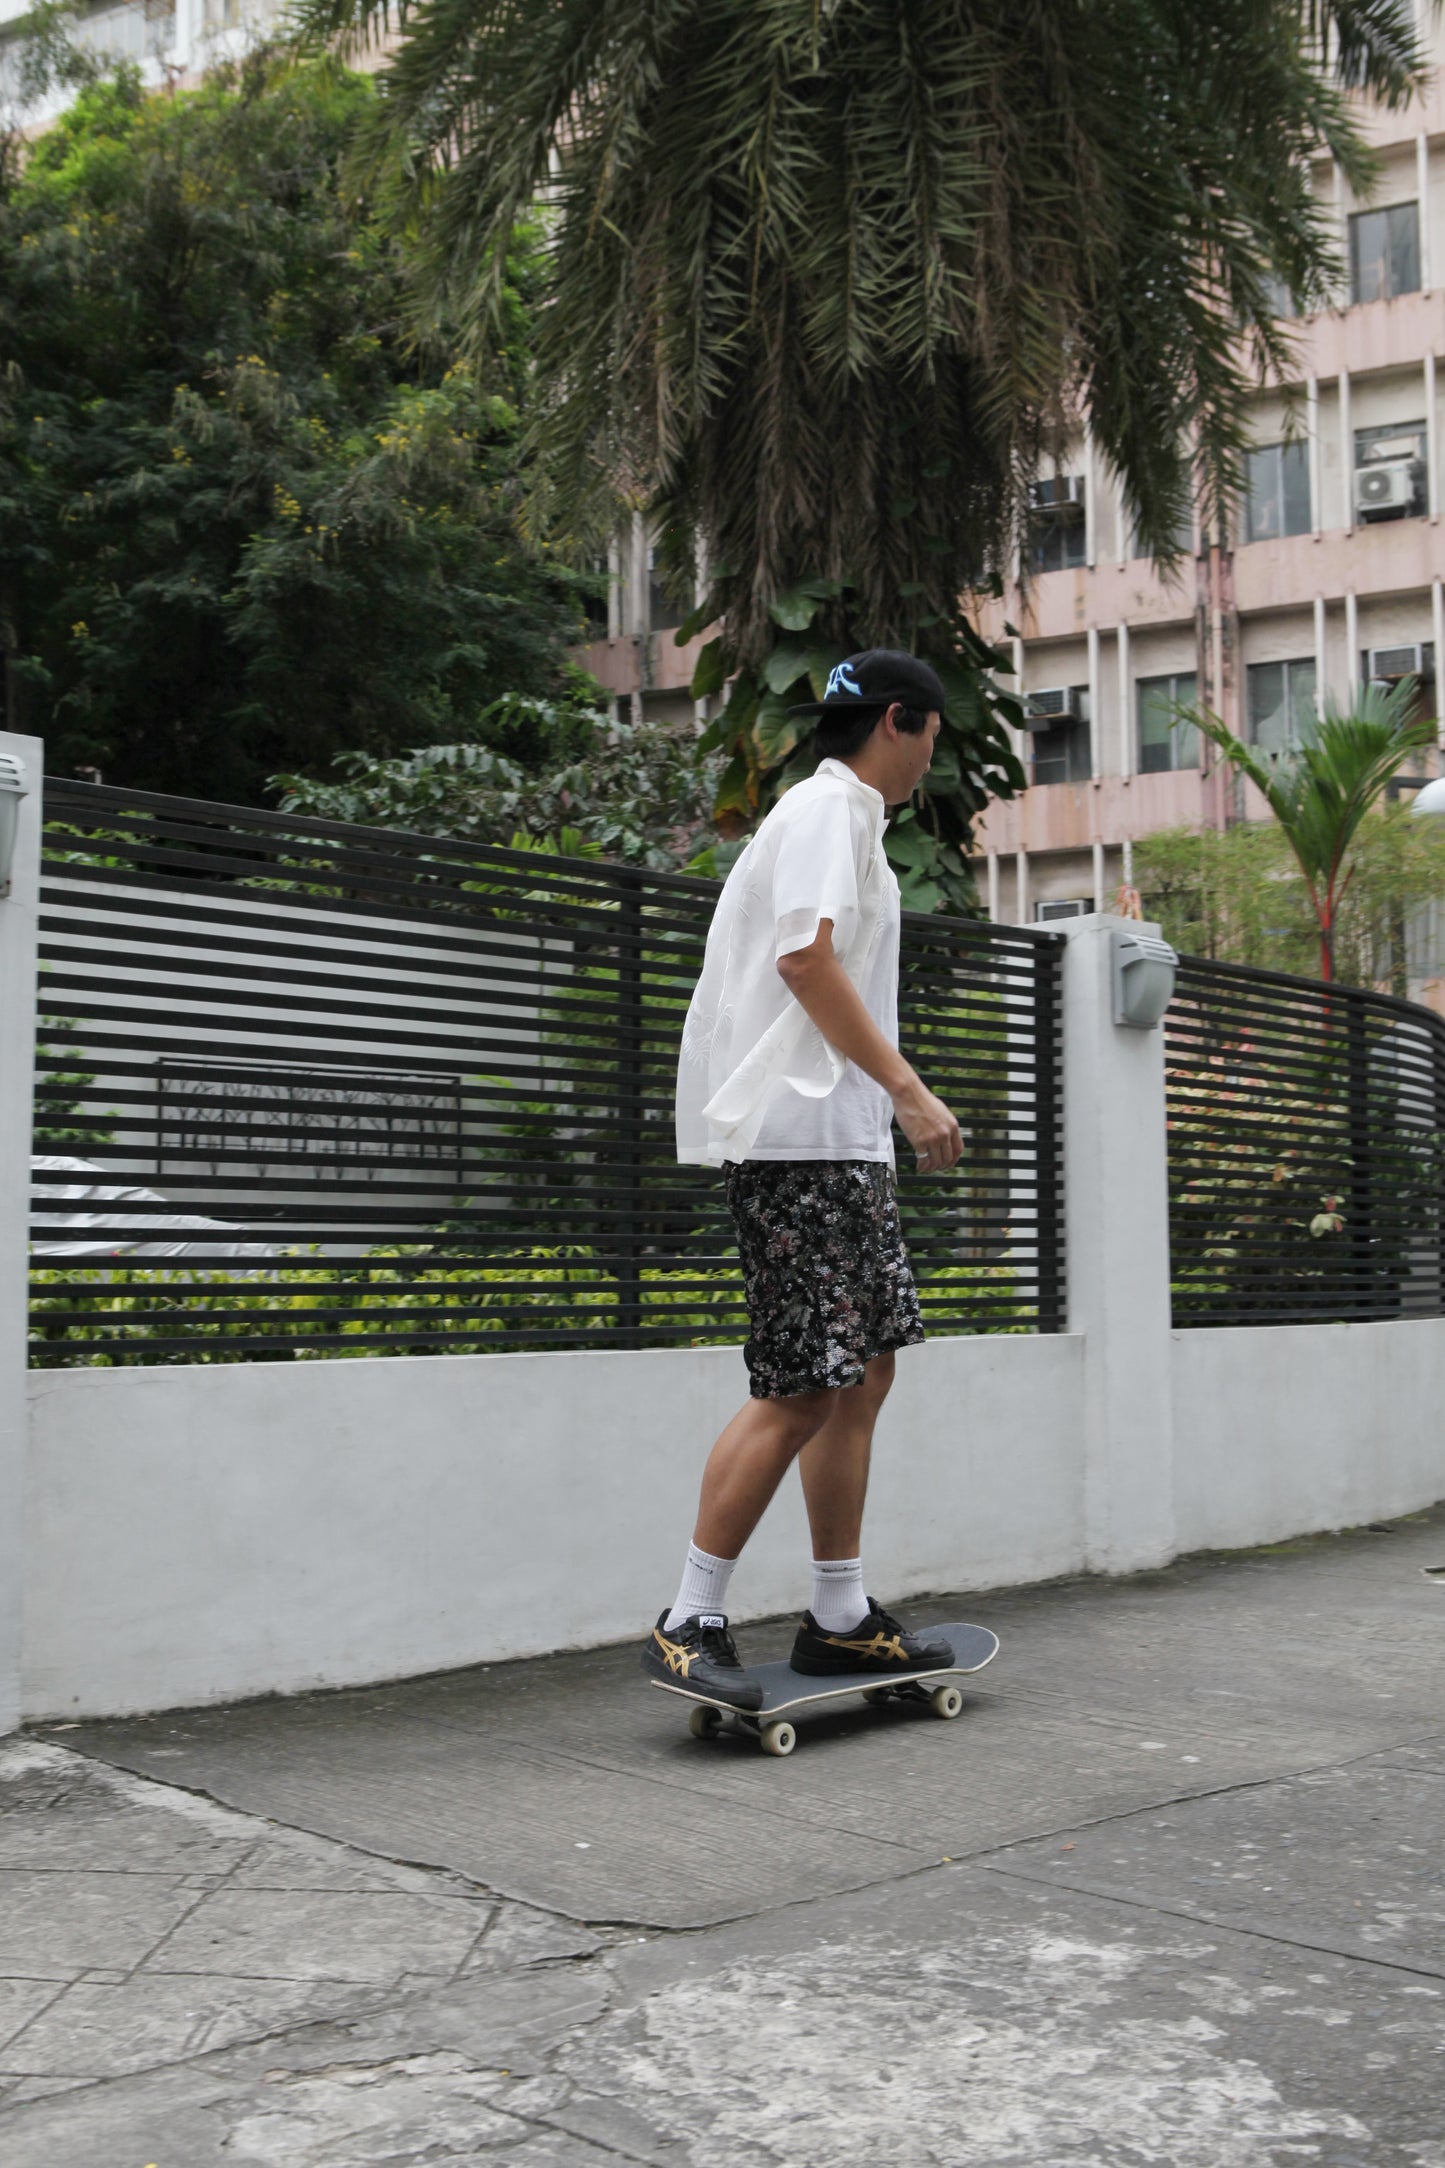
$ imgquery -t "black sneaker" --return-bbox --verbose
[790,1598,954,1677]
[641,1612,763,1711]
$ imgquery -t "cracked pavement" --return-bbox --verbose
[1,1504,1443,2165]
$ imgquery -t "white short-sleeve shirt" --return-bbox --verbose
[675,758,901,1167]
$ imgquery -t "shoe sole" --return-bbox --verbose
[640,1654,762,1712]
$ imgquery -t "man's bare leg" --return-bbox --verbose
[796,1351,895,1560]
[691,1388,837,1560]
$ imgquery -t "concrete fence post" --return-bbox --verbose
[1058,912,1177,1573]
[0,733,42,1735]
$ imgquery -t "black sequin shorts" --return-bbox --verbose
[723,1159,925,1400]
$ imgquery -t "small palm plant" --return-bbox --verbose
[1187,681,1438,982]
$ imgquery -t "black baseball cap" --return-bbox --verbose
[787,647,948,719]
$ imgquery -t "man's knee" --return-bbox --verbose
[855,1350,896,1406]
[774,1386,839,1449]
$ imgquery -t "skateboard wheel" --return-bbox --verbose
[688,1704,723,1739]
[930,1684,963,1720]
[760,1720,796,1757]
[862,1687,891,1707]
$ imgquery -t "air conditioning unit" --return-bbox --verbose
[1029,475,1086,512]
[1024,687,1084,729]
[1036,899,1089,923]
[1367,642,1433,685]
[1355,457,1424,520]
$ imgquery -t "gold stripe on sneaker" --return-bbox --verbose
[820,1629,910,1664]
[653,1630,694,1678]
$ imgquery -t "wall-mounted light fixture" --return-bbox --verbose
[1112,928,1178,1030]
[0,753,28,899]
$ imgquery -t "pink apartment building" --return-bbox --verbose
[967,33,1445,944]
[581,17,1445,1007]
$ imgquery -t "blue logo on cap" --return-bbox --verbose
[826,662,863,700]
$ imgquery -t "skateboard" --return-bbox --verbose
[651,1620,999,1756]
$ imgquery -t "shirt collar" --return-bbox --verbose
[815,757,886,831]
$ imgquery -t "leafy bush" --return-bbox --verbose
[275,686,723,872]
[1135,804,1445,993]
[30,1244,1025,1363]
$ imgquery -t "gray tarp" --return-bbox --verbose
[30,1155,280,1262]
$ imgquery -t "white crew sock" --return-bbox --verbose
[811,1557,870,1634]
[663,1543,738,1632]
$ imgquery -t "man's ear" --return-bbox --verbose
[881,703,903,736]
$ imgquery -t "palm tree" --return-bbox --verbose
[295,1,1419,641]
[291,0,1424,887]
[1188,680,1438,982]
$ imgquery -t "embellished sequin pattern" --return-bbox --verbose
[724,1160,925,1399]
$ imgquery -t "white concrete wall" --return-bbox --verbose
[0,737,42,1735]
[21,1306,1445,1721]
[21,1331,1086,1720]
[1060,917,1176,1574]
[1172,1317,1445,1553]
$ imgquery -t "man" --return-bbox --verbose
[642,648,964,1710]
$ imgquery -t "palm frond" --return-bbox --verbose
[282,0,1430,662]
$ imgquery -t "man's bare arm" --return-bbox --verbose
[776,920,962,1170]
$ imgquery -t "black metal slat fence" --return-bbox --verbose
[1165,953,1445,1326]
[30,782,1068,1363]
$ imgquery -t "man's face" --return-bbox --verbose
[884,708,942,806]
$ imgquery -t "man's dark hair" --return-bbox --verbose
[815,702,930,760]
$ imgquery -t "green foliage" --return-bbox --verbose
[30,1244,1026,1363]
[32,1046,114,1150]
[1184,681,1438,978]
[0,58,585,802]
[690,589,1024,915]
[1136,806,1445,991]
[1135,820,1311,972]
[1141,678,1445,986]
[291,0,1419,675]
[27,1248,737,1364]
[275,680,723,871]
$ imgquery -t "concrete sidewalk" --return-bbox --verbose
[2,1505,1443,2165]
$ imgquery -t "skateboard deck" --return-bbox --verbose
[651,1620,999,1756]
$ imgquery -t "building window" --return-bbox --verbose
[582,556,610,638]
[1247,658,1318,756]
[1349,201,1420,305]
[1129,498,1196,562]
[1137,673,1200,773]
[647,546,684,633]
[1243,441,1311,543]
[1354,418,1428,522]
[1029,477,1087,574]
[1026,687,1092,785]
[1261,270,1297,320]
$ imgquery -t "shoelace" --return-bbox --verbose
[697,1623,743,1668]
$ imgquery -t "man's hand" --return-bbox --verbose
[777,922,961,1174]
[892,1078,962,1174]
